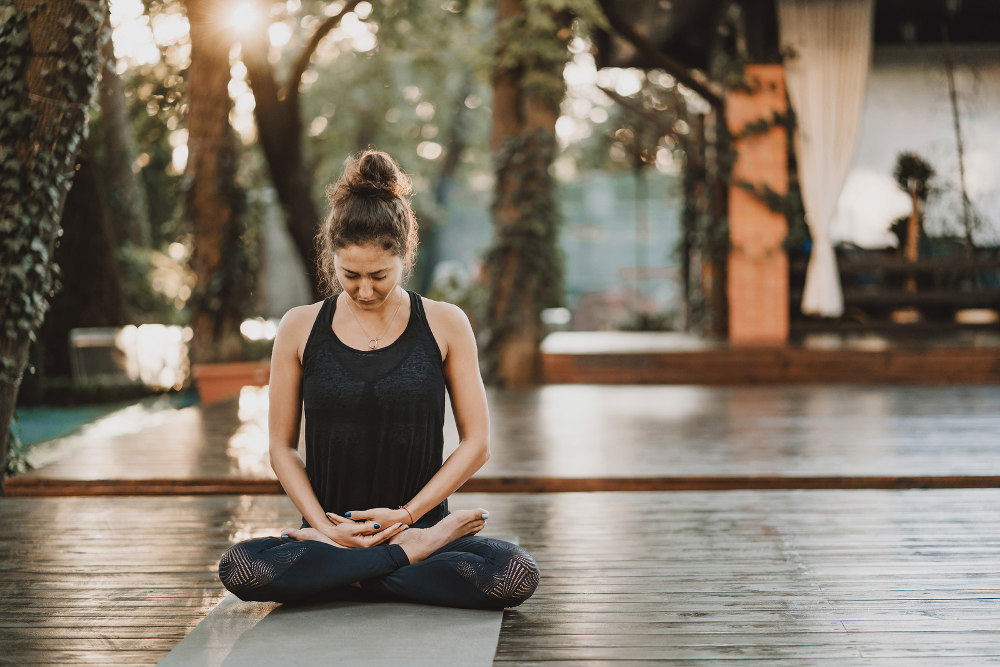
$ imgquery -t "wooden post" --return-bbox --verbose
[726,65,789,345]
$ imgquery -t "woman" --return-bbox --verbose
[218,150,539,610]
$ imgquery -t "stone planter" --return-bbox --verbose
[191,360,270,405]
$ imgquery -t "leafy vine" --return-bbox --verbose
[0,1,106,383]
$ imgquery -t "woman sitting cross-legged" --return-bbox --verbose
[218,150,539,610]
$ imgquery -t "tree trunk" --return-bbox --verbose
[0,0,106,493]
[185,0,251,364]
[484,0,570,386]
[241,35,322,300]
[417,70,475,294]
[39,140,130,379]
[256,112,322,300]
[240,3,360,300]
[95,0,148,248]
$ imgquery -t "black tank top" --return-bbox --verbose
[299,290,448,529]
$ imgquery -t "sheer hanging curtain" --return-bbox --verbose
[777,0,874,317]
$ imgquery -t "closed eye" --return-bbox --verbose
[342,271,387,280]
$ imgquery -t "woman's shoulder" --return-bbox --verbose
[418,294,471,331]
[274,300,327,356]
[417,295,476,362]
[279,300,326,330]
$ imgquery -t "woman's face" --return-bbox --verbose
[333,243,405,310]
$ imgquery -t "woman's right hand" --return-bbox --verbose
[318,512,407,548]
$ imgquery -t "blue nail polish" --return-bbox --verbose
[344,512,352,518]
[481,513,489,520]
[373,523,380,529]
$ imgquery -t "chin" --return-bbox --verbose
[353,295,385,308]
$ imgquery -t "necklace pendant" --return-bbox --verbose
[368,338,378,350]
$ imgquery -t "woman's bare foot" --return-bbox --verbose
[389,509,488,564]
[280,527,342,547]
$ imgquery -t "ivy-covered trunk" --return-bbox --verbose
[484,0,573,386]
[0,0,106,493]
[184,0,252,364]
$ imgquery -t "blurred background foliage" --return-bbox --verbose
[20,0,695,403]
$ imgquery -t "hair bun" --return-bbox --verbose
[344,180,397,200]
[340,150,412,199]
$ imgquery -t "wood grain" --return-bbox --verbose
[2,491,1000,664]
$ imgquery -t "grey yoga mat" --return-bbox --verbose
[158,596,504,667]
[159,537,517,667]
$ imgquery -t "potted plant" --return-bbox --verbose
[190,318,275,405]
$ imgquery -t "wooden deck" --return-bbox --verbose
[5,382,1000,663]
[2,490,1000,664]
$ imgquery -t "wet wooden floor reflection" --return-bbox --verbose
[2,490,999,664]
[15,384,1000,484]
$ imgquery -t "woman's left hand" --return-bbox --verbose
[345,507,412,526]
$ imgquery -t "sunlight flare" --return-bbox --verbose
[225,2,264,36]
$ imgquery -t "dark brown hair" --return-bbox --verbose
[315,150,418,295]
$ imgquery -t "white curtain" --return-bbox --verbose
[777,0,874,317]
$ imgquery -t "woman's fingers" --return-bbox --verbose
[364,523,407,546]
[325,512,348,525]
[357,520,384,535]
[345,509,372,522]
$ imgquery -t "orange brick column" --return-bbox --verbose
[726,65,789,345]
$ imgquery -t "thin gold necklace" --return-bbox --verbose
[346,288,404,350]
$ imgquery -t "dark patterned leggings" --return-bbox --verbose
[218,534,539,610]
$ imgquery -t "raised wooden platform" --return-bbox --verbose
[542,337,1000,384]
[10,384,1000,490]
[3,491,1000,664]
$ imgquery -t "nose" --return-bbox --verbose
[358,281,374,299]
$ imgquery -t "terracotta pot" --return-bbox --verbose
[191,360,270,405]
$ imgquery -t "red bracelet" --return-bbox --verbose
[400,504,414,524]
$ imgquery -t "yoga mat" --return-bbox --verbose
[158,596,504,667]
[159,537,516,667]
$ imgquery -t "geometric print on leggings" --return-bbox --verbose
[218,539,309,596]
[455,539,539,605]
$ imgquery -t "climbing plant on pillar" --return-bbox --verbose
[485,0,606,386]
[0,0,106,490]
